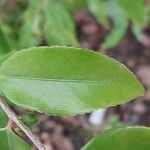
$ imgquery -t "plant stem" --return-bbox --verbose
[0,96,46,150]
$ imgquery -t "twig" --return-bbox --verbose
[0,96,46,150]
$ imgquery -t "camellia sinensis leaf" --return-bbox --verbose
[81,127,150,150]
[0,46,144,115]
[0,108,8,128]
[0,128,30,150]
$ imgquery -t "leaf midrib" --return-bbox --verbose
[1,75,137,89]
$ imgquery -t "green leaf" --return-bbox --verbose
[0,128,30,150]
[0,25,11,55]
[0,46,144,115]
[19,113,38,128]
[44,2,78,46]
[102,23,127,49]
[132,25,143,42]
[0,108,8,128]
[88,0,109,27]
[81,127,150,150]
[18,0,42,49]
[59,0,87,13]
[102,0,128,49]
[116,0,147,26]
[0,50,15,64]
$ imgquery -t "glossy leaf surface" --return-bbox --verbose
[0,46,144,115]
[81,127,150,150]
[0,128,30,150]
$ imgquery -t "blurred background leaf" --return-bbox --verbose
[0,24,11,54]
[18,0,42,49]
[60,0,87,13]
[88,0,109,27]
[116,0,147,26]
[102,0,128,49]
[43,0,78,46]
[0,0,149,50]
